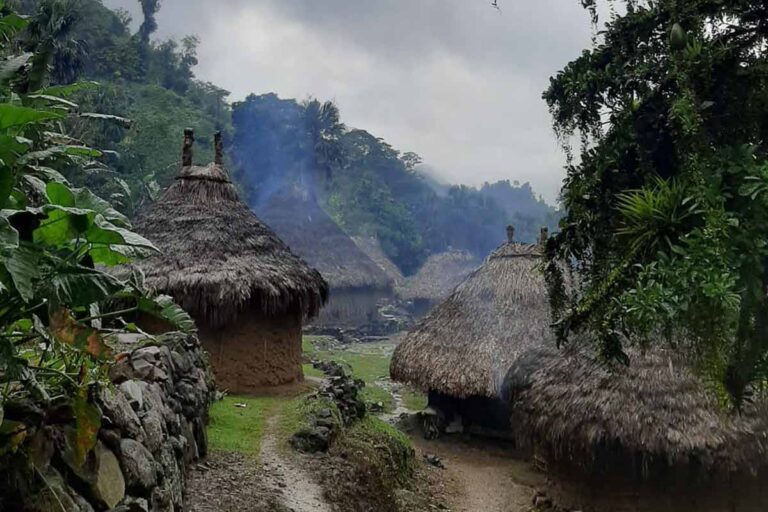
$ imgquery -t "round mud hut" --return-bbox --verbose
[390,226,552,435]
[508,343,768,511]
[258,187,394,328]
[133,130,328,393]
[396,249,478,318]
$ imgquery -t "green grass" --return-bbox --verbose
[302,335,426,415]
[207,395,277,455]
[277,394,342,447]
[401,389,428,411]
[336,416,416,488]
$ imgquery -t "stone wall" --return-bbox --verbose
[0,332,214,512]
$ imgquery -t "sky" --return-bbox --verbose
[102,0,599,204]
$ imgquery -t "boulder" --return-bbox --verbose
[98,388,143,440]
[140,408,164,454]
[91,442,126,510]
[119,439,157,493]
[119,380,144,411]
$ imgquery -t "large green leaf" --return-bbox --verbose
[63,392,101,468]
[137,294,196,333]
[0,14,29,45]
[0,104,63,130]
[79,113,132,128]
[0,135,30,171]
[39,81,99,98]
[41,264,122,309]
[4,245,40,302]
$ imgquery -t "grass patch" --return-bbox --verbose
[335,415,416,489]
[302,363,325,379]
[207,395,277,455]
[303,336,396,412]
[401,388,428,411]
[277,394,342,448]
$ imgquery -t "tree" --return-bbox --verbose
[544,0,768,407]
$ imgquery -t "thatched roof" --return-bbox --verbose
[397,249,478,302]
[132,135,328,328]
[392,230,768,474]
[257,188,393,291]
[510,344,768,474]
[352,236,405,287]
[390,240,550,398]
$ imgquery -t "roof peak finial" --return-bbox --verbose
[182,128,194,167]
[506,225,515,243]
[214,131,224,165]
[539,226,549,245]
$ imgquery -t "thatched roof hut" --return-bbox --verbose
[134,146,327,326]
[511,344,768,476]
[391,228,550,398]
[397,249,478,306]
[133,130,328,391]
[352,236,405,287]
[257,187,392,292]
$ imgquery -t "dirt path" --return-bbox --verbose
[260,415,333,512]
[411,435,545,512]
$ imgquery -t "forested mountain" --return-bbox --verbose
[231,94,560,273]
[17,0,560,274]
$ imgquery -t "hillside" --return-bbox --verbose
[20,0,560,274]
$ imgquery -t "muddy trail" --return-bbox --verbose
[409,433,544,512]
[185,411,333,512]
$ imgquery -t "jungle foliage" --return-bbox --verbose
[0,0,193,460]
[544,0,768,406]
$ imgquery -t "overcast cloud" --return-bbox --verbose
[102,0,597,203]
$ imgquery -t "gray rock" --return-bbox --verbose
[92,442,126,510]
[150,487,173,512]
[156,445,183,508]
[181,419,198,464]
[98,388,143,440]
[140,408,165,454]
[27,467,86,512]
[119,439,157,492]
[119,380,144,411]
[117,496,150,512]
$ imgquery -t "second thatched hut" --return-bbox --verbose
[396,248,479,317]
[258,187,394,328]
[133,131,328,393]
[391,226,551,434]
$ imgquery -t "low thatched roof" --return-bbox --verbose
[133,132,328,327]
[391,228,768,474]
[390,240,550,398]
[397,249,478,303]
[511,345,768,474]
[352,236,405,287]
[257,188,393,292]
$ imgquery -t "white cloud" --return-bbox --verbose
[102,0,597,202]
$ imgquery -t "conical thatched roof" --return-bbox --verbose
[257,187,393,291]
[397,249,478,303]
[511,344,768,474]
[392,228,768,474]
[133,133,328,328]
[390,240,550,398]
[352,236,405,287]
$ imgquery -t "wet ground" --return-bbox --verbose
[186,334,544,512]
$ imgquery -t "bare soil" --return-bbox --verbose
[410,434,545,512]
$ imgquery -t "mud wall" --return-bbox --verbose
[199,313,303,393]
[0,332,214,512]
